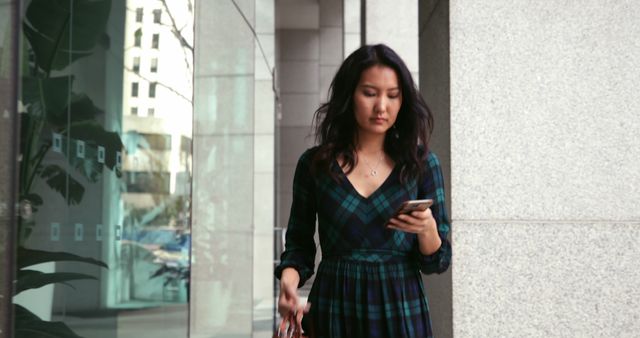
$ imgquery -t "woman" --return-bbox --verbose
[275,44,451,337]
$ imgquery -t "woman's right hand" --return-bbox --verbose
[278,268,309,329]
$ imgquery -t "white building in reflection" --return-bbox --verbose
[119,0,194,303]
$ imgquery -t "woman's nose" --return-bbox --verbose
[375,97,387,113]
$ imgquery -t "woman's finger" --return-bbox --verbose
[397,214,421,226]
[411,209,431,219]
[295,304,305,330]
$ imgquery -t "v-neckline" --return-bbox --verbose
[334,159,397,200]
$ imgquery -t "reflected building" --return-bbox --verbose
[118,0,194,305]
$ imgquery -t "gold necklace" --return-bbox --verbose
[359,152,384,177]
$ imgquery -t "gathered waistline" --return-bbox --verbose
[321,249,414,263]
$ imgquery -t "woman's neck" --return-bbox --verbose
[354,132,385,155]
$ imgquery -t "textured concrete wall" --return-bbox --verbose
[450,1,640,336]
[365,0,419,82]
[343,0,360,58]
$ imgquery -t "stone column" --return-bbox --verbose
[320,0,343,102]
[191,0,275,336]
[253,0,276,335]
[451,1,640,336]
[343,0,360,58]
[364,0,419,83]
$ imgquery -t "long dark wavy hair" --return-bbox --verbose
[311,44,434,183]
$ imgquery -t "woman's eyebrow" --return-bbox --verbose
[360,84,400,91]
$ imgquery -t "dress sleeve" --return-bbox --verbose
[274,149,318,287]
[416,151,452,274]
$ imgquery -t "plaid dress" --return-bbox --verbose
[275,147,451,338]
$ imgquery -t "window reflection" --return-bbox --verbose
[131,82,139,97]
[153,9,162,24]
[133,56,140,73]
[134,28,142,47]
[13,0,194,337]
[152,34,160,49]
[149,82,157,98]
[136,7,143,23]
[120,0,193,312]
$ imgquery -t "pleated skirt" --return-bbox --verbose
[305,255,433,338]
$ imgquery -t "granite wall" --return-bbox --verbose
[450,1,640,336]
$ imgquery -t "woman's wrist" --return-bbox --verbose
[417,228,442,255]
[280,267,300,287]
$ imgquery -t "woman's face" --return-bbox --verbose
[352,65,402,137]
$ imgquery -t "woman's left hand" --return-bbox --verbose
[386,208,437,235]
[387,208,442,255]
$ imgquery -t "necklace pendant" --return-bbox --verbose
[370,170,377,177]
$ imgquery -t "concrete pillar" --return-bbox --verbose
[364,0,419,83]
[253,0,276,336]
[451,1,640,336]
[191,0,275,336]
[320,0,343,102]
[343,0,360,58]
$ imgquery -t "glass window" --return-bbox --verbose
[149,82,157,98]
[134,28,142,47]
[12,1,194,336]
[131,82,139,97]
[152,33,160,49]
[133,56,140,73]
[136,7,143,22]
[148,108,155,116]
[153,9,162,24]
[151,58,158,73]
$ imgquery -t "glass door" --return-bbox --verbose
[14,1,194,337]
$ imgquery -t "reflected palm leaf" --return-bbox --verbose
[18,247,109,270]
[16,270,97,294]
[21,76,71,120]
[40,164,84,205]
[23,0,111,73]
[22,193,43,207]
[15,304,82,338]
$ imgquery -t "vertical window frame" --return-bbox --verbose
[131,82,139,97]
[149,82,157,98]
[135,7,143,22]
[152,34,160,49]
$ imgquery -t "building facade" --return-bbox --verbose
[2,1,639,338]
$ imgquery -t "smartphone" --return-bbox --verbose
[391,199,433,218]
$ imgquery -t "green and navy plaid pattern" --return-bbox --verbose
[275,147,452,338]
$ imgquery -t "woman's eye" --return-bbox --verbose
[364,91,376,97]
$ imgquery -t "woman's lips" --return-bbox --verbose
[371,117,386,123]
